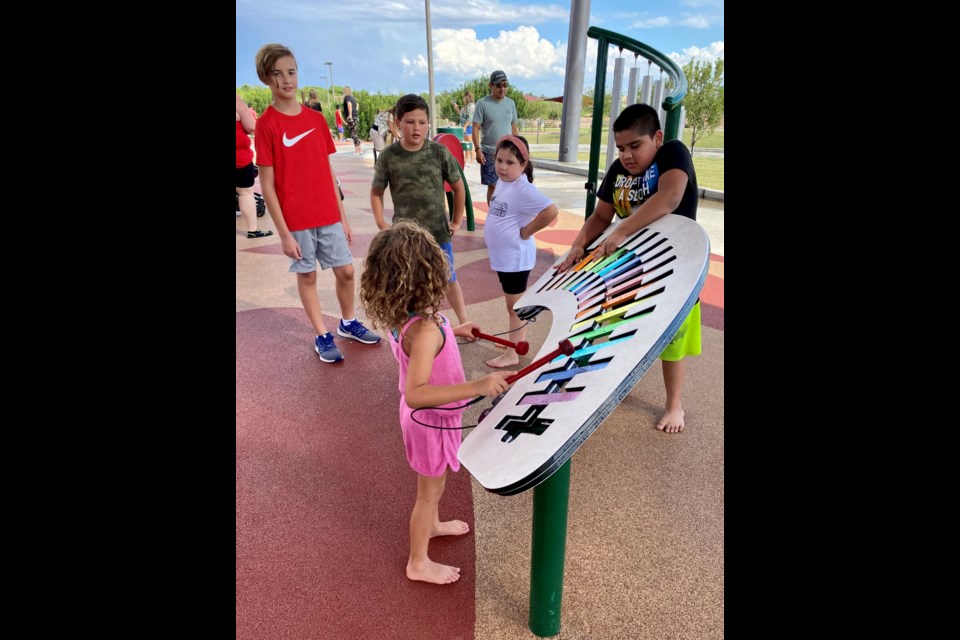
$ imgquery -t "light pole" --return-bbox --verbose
[324,62,335,106]
[319,74,331,112]
[424,0,437,136]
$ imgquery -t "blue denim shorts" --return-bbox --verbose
[440,241,458,282]
[480,154,499,185]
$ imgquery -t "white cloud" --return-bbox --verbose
[430,0,567,25]
[678,14,713,28]
[423,25,567,84]
[630,16,671,29]
[237,0,567,28]
[626,11,722,29]
[237,0,723,96]
[401,54,429,76]
[667,41,725,66]
[680,0,724,7]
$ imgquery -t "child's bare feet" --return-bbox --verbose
[656,408,685,433]
[432,519,470,537]
[406,559,462,584]
[486,353,520,368]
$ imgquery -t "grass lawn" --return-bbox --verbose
[519,125,724,150]
[692,156,723,191]
[529,151,724,191]
[681,128,724,149]
[524,124,724,191]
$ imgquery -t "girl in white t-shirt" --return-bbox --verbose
[483,135,559,368]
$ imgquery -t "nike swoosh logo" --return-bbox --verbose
[282,128,316,147]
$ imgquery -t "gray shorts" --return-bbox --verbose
[288,224,353,273]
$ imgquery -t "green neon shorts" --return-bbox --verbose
[659,301,701,361]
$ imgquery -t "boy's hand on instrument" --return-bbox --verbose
[555,246,584,272]
[598,228,628,258]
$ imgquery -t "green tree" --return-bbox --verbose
[583,89,613,117]
[357,91,405,136]
[524,99,562,121]
[681,59,724,153]
[237,85,274,116]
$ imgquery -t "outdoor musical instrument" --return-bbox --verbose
[458,214,710,495]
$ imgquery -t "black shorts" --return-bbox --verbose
[496,270,531,295]
[236,162,256,188]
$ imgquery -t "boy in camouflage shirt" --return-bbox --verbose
[370,94,470,324]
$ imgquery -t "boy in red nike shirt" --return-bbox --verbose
[254,43,380,362]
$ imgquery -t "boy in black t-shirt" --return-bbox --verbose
[556,103,700,434]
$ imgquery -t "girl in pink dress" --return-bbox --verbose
[360,220,515,585]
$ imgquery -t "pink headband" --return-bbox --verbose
[498,135,529,163]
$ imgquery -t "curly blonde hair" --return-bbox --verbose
[359,220,451,332]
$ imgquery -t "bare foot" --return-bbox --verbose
[406,559,461,584]
[432,519,470,538]
[487,353,520,368]
[656,408,685,433]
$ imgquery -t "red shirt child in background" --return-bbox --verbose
[335,108,344,141]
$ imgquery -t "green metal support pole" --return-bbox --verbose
[663,104,682,142]
[528,459,571,637]
[446,164,475,231]
[459,163,475,231]
[585,37,609,220]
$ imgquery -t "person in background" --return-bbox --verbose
[342,86,362,155]
[452,91,476,166]
[386,106,400,145]
[473,71,519,204]
[334,105,345,141]
[236,92,272,239]
[305,89,323,112]
[370,107,391,162]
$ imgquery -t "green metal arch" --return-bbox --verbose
[584,26,688,217]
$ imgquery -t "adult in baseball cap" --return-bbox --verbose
[472,70,519,203]
[490,70,508,85]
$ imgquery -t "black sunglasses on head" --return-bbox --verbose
[494,82,508,88]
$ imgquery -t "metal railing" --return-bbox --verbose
[585,26,687,218]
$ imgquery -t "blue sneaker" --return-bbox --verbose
[337,319,381,344]
[314,333,343,363]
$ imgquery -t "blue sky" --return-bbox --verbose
[236,0,723,98]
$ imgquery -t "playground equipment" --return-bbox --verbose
[458,27,691,638]
[431,132,475,231]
